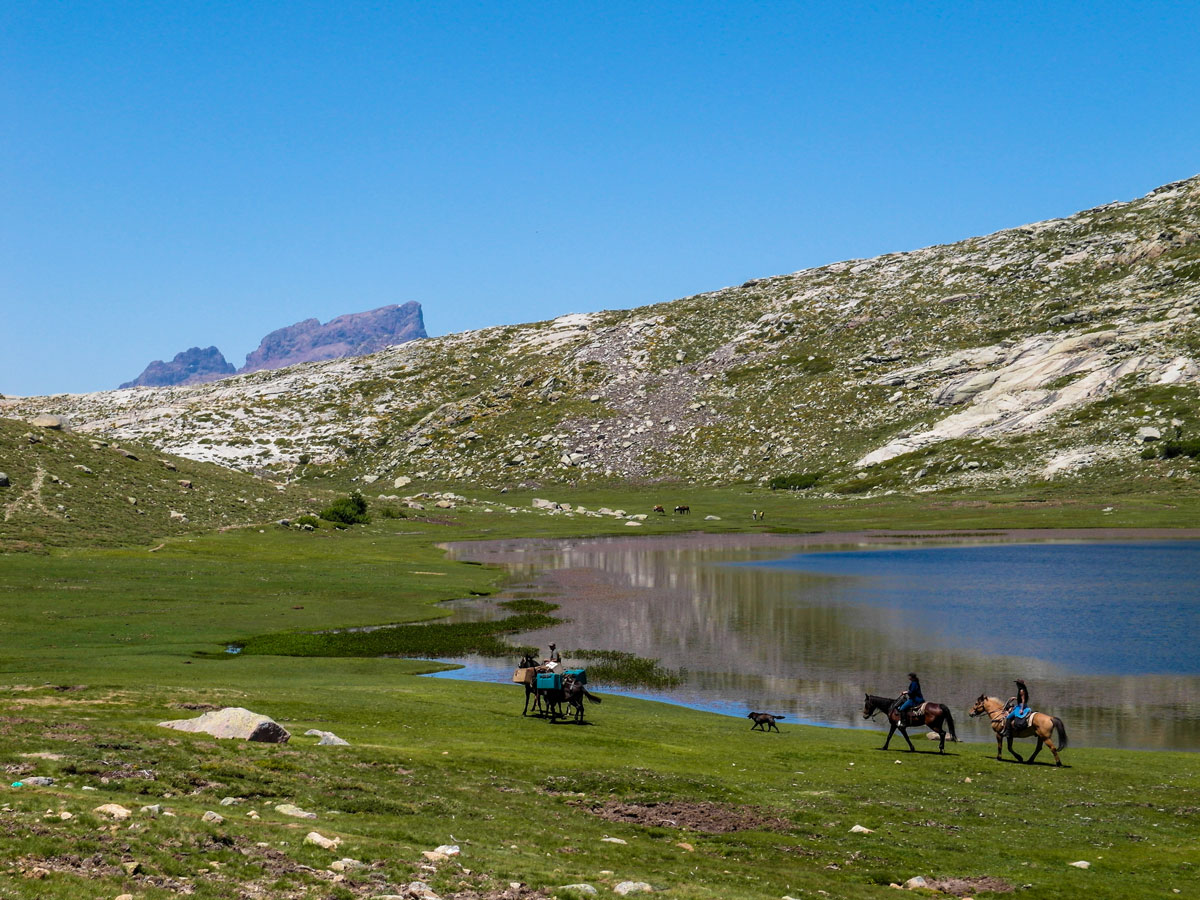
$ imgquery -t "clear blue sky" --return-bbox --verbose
[3,1,1198,396]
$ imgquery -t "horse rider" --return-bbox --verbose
[1004,680,1031,734]
[546,642,562,666]
[895,672,924,724]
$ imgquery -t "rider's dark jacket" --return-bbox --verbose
[908,678,923,702]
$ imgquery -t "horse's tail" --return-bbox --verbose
[583,688,602,704]
[1052,716,1068,751]
[943,706,958,742]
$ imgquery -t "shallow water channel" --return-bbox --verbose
[433,533,1200,751]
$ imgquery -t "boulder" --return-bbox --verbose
[1137,427,1162,442]
[158,707,291,743]
[393,476,412,488]
[31,414,70,430]
[304,831,341,850]
[304,728,350,746]
[93,803,132,820]
[0,472,8,488]
[275,803,317,819]
[559,886,598,896]
[202,810,224,824]
[614,883,653,895]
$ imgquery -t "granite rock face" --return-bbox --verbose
[120,346,235,389]
[239,302,426,374]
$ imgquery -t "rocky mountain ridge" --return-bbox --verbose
[119,302,426,388]
[9,176,1200,496]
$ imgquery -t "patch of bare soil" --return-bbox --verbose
[926,876,1014,896]
[583,799,790,833]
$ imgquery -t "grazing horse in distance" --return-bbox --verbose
[862,693,958,753]
[674,504,690,515]
[970,694,1068,766]
[653,505,666,515]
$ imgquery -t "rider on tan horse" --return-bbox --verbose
[1004,680,1032,735]
[970,693,1068,766]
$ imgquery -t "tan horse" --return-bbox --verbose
[969,695,1068,766]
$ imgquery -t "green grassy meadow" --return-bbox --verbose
[1,480,1198,898]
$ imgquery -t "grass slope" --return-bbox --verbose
[1,503,1197,898]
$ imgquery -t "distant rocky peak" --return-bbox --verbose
[118,302,427,388]
[239,303,426,374]
[120,346,235,389]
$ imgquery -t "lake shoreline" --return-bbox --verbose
[441,528,1200,752]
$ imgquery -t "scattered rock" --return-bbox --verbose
[201,810,224,824]
[178,479,193,489]
[24,776,55,786]
[140,804,162,818]
[1069,860,1091,869]
[219,797,243,806]
[1137,427,1162,442]
[849,824,874,834]
[31,414,70,430]
[304,831,341,850]
[703,515,721,520]
[122,861,142,876]
[158,707,291,743]
[329,858,365,872]
[362,475,379,484]
[394,476,412,488]
[304,728,350,746]
[275,803,318,819]
[434,844,460,856]
[73,465,93,475]
[93,804,132,820]
[600,837,627,844]
[613,882,653,895]
[0,472,8,488]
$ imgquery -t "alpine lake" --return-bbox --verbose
[434,533,1200,752]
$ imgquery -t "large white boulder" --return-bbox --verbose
[158,707,290,743]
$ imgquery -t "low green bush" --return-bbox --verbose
[320,490,370,525]
[769,471,823,491]
[295,514,319,528]
[1160,439,1200,460]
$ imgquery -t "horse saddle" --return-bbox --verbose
[904,702,928,723]
[1009,711,1033,730]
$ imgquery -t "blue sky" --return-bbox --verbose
[3,1,1198,396]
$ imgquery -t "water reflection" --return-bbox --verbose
[443,534,1200,751]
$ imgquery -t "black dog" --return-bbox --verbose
[747,711,785,732]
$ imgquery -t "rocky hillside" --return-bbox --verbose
[120,345,236,388]
[119,303,427,388]
[9,176,1200,496]
[0,416,312,551]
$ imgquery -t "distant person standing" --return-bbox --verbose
[895,672,923,723]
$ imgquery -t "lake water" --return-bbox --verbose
[436,533,1200,751]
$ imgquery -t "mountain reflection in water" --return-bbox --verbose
[442,535,1200,751]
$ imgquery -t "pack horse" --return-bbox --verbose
[513,656,602,723]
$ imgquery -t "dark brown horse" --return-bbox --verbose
[862,693,958,753]
[674,504,690,515]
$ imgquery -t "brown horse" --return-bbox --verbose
[969,695,1068,766]
[653,505,666,515]
[674,504,690,515]
[862,693,958,753]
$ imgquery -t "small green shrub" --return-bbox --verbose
[1161,439,1200,460]
[320,491,370,525]
[1140,447,1159,460]
[769,471,824,491]
[295,514,319,528]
